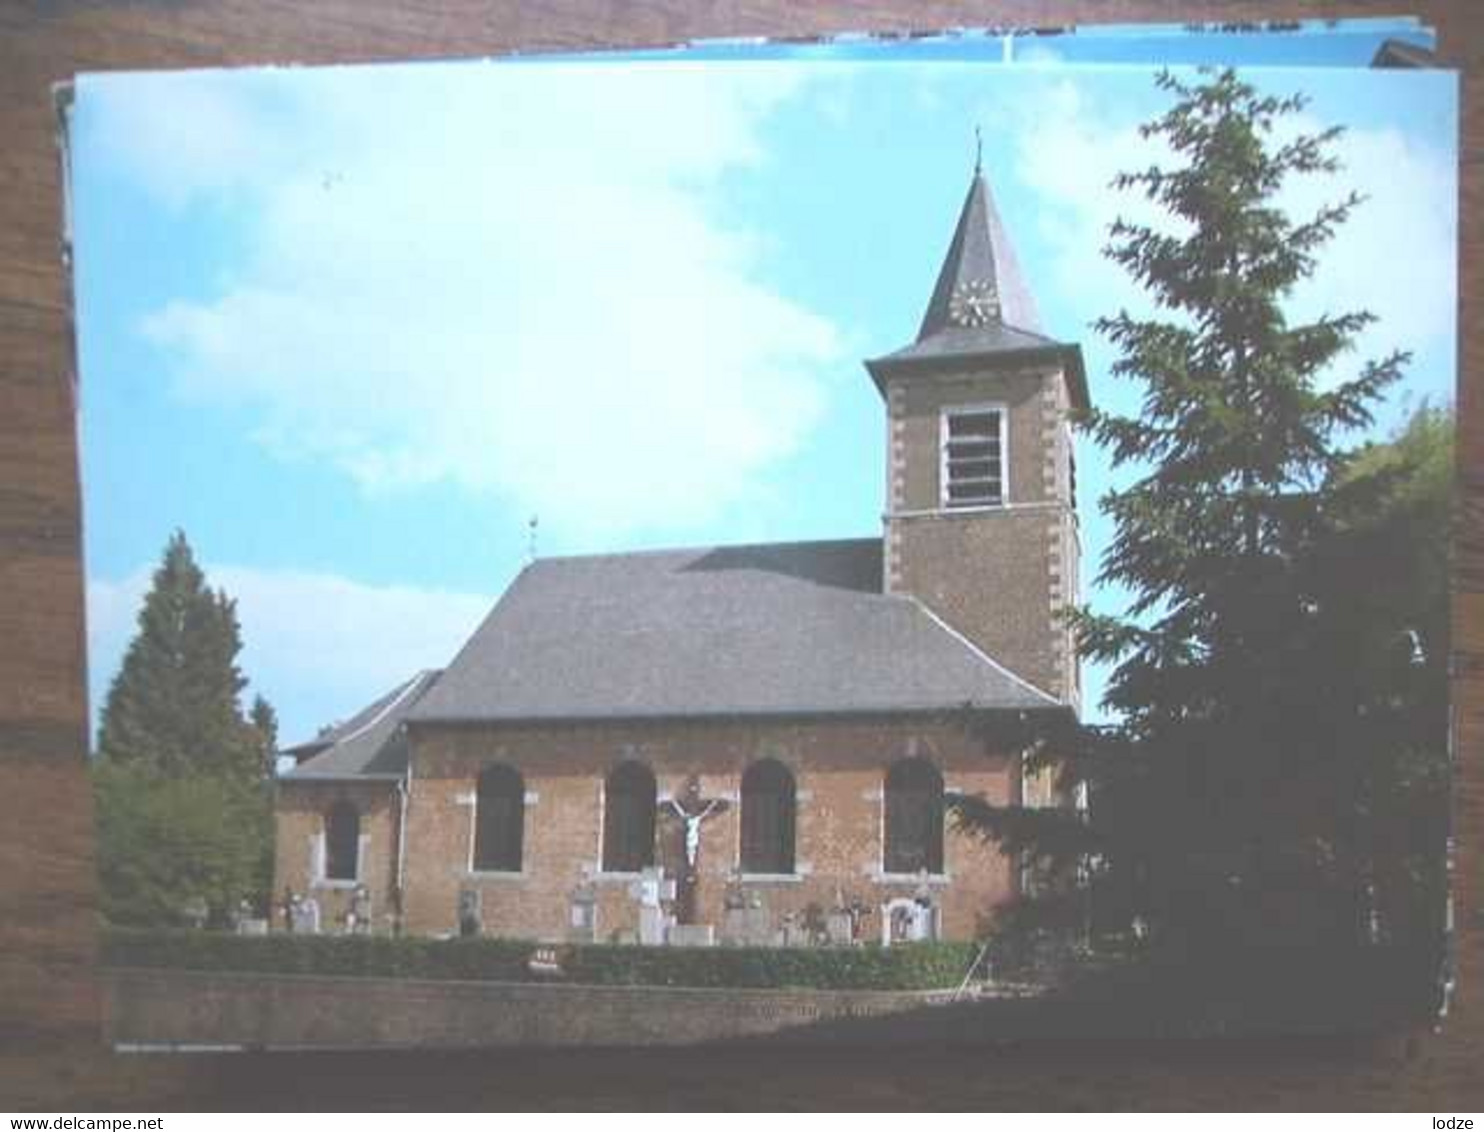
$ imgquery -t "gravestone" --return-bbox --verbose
[237,918,269,936]
[886,900,919,944]
[292,894,321,935]
[667,923,714,947]
[826,889,869,946]
[639,905,667,946]
[845,895,873,944]
[568,876,597,943]
[884,894,938,944]
[911,877,940,942]
[778,910,809,948]
[719,876,770,946]
[457,887,482,938]
[737,902,772,946]
[802,903,828,945]
[349,884,372,935]
[630,866,675,947]
[825,910,854,946]
[720,877,749,947]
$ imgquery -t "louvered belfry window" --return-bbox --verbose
[883,759,945,875]
[473,763,524,872]
[325,799,361,881]
[602,761,656,873]
[740,759,796,875]
[941,406,1006,508]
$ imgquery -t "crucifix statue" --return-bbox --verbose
[663,775,729,925]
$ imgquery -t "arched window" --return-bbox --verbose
[325,799,361,881]
[741,759,796,874]
[883,759,944,875]
[602,761,656,873]
[473,763,524,872]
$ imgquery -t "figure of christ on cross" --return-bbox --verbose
[663,776,730,925]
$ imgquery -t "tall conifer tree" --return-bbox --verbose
[958,69,1419,953]
[1081,67,1408,944]
[249,694,280,780]
[98,530,257,780]
[94,531,277,923]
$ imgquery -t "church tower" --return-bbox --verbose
[866,163,1088,708]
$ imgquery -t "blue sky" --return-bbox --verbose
[70,35,1457,748]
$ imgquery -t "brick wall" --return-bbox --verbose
[400,715,1019,942]
[274,780,401,933]
[884,364,1079,703]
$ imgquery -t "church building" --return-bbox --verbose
[274,161,1089,945]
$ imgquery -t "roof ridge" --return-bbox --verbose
[307,670,433,753]
[534,534,881,565]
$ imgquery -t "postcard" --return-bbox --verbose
[65,25,1457,1048]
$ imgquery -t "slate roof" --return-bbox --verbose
[866,167,1089,411]
[408,538,1061,725]
[282,669,441,780]
[918,165,1043,339]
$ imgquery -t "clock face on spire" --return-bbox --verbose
[948,278,1001,328]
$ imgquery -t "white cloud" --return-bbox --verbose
[1013,43,1066,65]
[1006,77,1455,377]
[88,562,493,745]
[79,69,309,209]
[1283,120,1456,361]
[1004,79,1176,321]
[85,62,842,539]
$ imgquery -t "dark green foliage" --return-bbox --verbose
[101,928,980,991]
[1309,406,1453,950]
[560,940,978,990]
[955,69,1446,975]
[93,763,274,928]
[98,531,260,781]
[249,695,280,781]
[100,929,1435,1034]
[1034,943,1441,1037]
[93,531,278,925]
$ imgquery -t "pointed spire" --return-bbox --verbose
[864,158,1089,411]
[916,160,1042,341]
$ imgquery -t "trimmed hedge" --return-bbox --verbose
[102,927,981,992]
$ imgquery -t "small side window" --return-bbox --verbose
[325,800,360,881]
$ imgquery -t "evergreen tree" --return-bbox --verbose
[1310,405,1452,949]
[94,530,277,924]
[958,69,1424,955]
[98,530,257,781]
[249,694,280,780]
[94,761,272,927]
[1081,67,1411,946]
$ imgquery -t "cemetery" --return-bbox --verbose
[101,927,984,992]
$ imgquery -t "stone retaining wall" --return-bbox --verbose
[104,968,957,1050]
